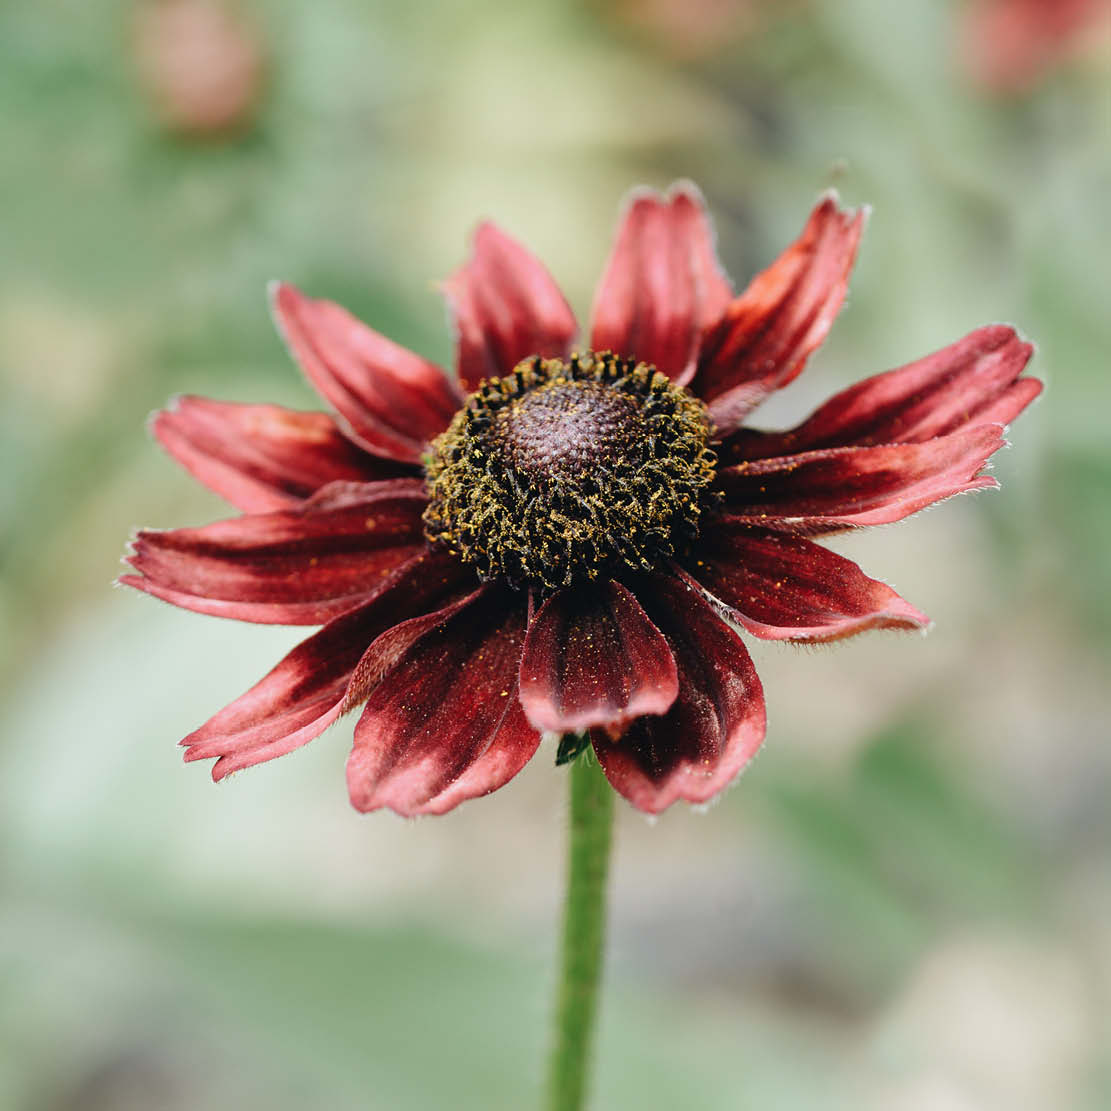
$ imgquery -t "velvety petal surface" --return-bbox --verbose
[518,579,678,732]
[272,282,462,463]
[409,699,540,816]
[721,325,1040,463]
[444,222,577,392]
[688,529,928,641]
[590,183,733,384]
[347,584,540,816]
[153,396,412,512]
[716,424,1006,532]
[691,195,867,433]
[121,479,430,624]
[590,574,765,813]
[181,548,474,779]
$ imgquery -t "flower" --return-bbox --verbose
[133,0,267,138]
[121,184,1041,815]
[960,0,1111,93]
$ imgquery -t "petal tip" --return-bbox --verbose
[209,756,235,782]
[268,280,305,332]
[621,183,666,206]
[665,177,707,204]
[519,692,675,737]
[267,278,293,305]
[983,319,1036,349]
[471,219,509,248]
[888,598,931,632]
[814,189,871,231]
[147,395,184,441]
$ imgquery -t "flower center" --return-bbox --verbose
[423,352,716,590]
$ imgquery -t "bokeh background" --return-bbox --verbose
[2,1,1110,1108]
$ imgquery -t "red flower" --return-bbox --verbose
[133,0,267,138]
[961,0,1111,92]
[122,185,1041,815]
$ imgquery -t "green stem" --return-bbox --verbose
[545,747,615,1111]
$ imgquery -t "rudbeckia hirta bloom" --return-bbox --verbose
[122,184,1040,815]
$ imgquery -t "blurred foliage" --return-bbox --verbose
[2,0,1110,1108]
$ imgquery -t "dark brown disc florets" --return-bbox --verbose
[423,352,717,590]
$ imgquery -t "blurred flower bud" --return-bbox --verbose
[961,0,1111,93]
[133,0,267,138]
[601,0,792,61]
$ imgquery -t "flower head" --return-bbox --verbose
[122,184,1041,815]
[960,0,1111,92]
[133,0,267,138]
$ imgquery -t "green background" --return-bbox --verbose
[2,1,1109,1107]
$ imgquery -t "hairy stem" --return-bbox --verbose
[545,748,615,1111]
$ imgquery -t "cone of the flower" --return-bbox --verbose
[122,182,1041,815]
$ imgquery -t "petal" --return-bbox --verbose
[444,222,578,392]
[121,479,430,624]
[590,182,734,384]
[346,584,540,816]
[152,396,412,512]
[686,529,928,642]
[590,573,765,813]
[715,424,1006,532]
[414,699,541,815]
[692,194,867,433]
[271,282,462,463]
[721,325,1041,463]
[518,579,678,732]
[181,548,474,779]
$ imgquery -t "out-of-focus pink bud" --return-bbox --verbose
[133,0,267,138]
[603,0,793,61]
[961,0,1111,93]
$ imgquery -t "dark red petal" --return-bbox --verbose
[590,574,765,813]
[518,579,678,732]
[692,195,866,433]
[346,584,539,816]
[121,479,430,624]
[152,396,412,513]
[590,182,734,385]
[686,530,928,642]
[271,283,462,463]
[181,548,474,779]
[721,325,1041,463]
[715,424,1006,532]
[443,222,577,392]
[414,699,541,815]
